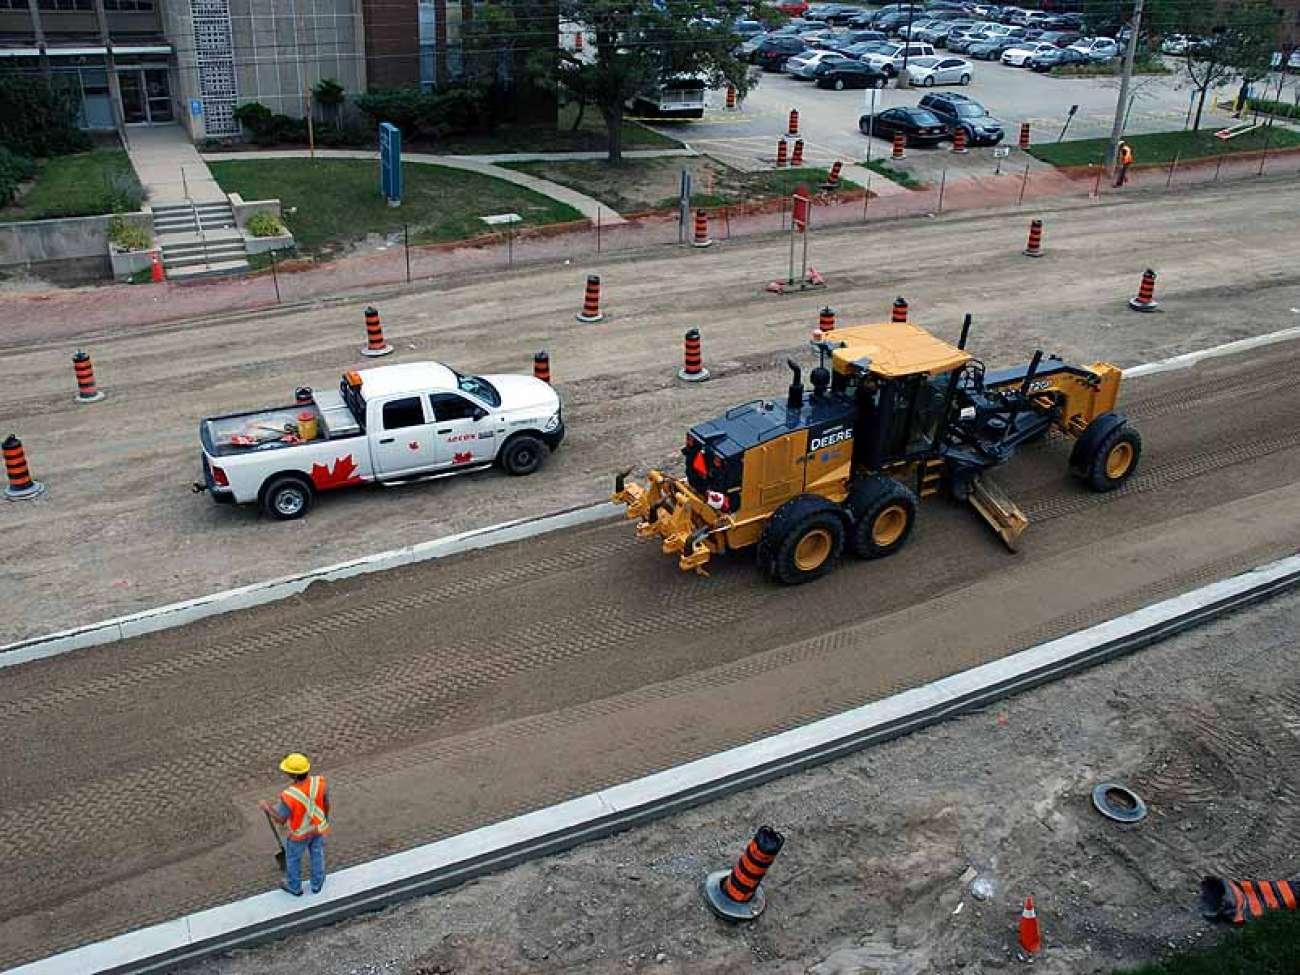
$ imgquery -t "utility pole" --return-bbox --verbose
[1105,0,1144,174]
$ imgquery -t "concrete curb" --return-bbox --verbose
[10,552,1299,975]
[0,502,620,670]
[1124,325,1300,378]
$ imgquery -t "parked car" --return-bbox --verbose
[774,0,810,16]
[753,35,809,69]
[1069,37,1120,61]
[1028,46,1091,71]
[948,26,999,53]
[1160,34,1199,55]
[859,106,948,146]
[861,40,937,75]
[917,19,967,44]
[737,31,771,57]
[732,19,765,37]
[1001,41,1057,66]
[918,91,1004,145]
[967,35,1023,60]
[897,17,940,39]
[198,363,564,519]
[1037,30,1082,48]
[906,55,973,85]
[1272,49,1300,71]
[787,49,853,78]
[815,59,891,88]
[969,3,1002,16]
[805,3,866,25]
[839,29,889,45]
[1000,7,1030,25]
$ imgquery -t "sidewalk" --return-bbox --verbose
[125,125,226,204]
[199,147,702,225]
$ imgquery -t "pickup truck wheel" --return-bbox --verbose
[499,433,546,476]
[261,475,314,520]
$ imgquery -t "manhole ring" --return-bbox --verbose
[1092,782,1148,823]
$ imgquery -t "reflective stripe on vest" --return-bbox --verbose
[282,775,330,840]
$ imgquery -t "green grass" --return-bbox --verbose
[0,150,141,221]
[863,159,923,189]
[431,102,681,154]
[1027,126,1300,168]
[503,157,859,214]
[208,158,584,252]
[1116,910,1300,975]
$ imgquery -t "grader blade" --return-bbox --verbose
[968,475,1028,552]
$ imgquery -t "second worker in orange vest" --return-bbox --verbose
[259,752,331,896]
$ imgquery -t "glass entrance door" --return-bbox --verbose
[117,68,173,124]
[118,70,147,124]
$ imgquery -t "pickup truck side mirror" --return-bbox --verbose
[472,407,488,421]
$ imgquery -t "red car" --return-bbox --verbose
[775,0,809,15]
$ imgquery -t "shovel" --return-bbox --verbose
[263,808,287,870]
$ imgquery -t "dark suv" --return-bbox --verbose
[918,92,1004,146]
[753,36,808,70]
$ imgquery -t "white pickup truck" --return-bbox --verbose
[197,361,564,519]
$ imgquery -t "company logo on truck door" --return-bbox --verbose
[809,426,852,453]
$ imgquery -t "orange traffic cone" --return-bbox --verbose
[1019,896,1042,954]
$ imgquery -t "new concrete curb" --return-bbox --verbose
[0,502,620,670]
[10,552,1299,975]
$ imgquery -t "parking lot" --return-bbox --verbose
[659,57,1246,180]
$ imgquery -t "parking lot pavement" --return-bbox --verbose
[655,60,1242,180]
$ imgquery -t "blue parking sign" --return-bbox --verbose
[379,122,402,206]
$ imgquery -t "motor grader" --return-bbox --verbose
[612,317,1142,584]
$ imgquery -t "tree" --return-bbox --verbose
[313,78,346,130]
[1147,0,1281,130]
[537,0,758,163]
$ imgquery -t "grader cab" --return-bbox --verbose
[613,318,1141,584]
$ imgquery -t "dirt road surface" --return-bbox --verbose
[3,178,1300,646]
[190,587,1300,975]
[2,336,1299,966]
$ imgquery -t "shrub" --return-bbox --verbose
[0,146,37,204]
[234,101,309,145]
[354,86,489,140]
[108,214,151,251]
[1246,97,1300,120]
[0,71,93,156]
[103,171,144,212]
[246,212,284,237]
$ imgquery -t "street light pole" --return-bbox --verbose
[1105,0,1144,174]
[897,3,916,88]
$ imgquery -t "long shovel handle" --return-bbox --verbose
[263,808,287,869]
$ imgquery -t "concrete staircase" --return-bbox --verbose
[152,201,250,280]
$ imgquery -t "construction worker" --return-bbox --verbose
[1115,140,1134,187]
[259,753,330,896]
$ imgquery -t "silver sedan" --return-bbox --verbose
[905,55,974,87]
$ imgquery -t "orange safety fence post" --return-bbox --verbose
[533,351,551,384]
[1129,269,1159,312]
[72,350,106,404]
[576,274,605,323]
[4,435,45,501]
[1023,218,1044,258]
[703,826,785,921]
[891,296,909,323]
[361,305,394,357]
[678,328,710,382]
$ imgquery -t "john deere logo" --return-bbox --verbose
[809,427,852,452]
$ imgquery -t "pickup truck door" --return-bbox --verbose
[429,393,498,468]
[372,395,438,477]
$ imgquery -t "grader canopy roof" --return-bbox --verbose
[829,323,971,378]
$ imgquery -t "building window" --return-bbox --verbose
[104,1,157,10]
[36,0,95,10]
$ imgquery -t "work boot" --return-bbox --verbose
[280,882,303,897]
[311,879,326,894]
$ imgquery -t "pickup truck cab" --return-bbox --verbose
[198,361,563,519]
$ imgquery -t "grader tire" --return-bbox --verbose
[846,476,917,559]
[757,494,846,585]
[1081,424,1142,492]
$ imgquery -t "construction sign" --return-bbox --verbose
[792,185,811,233]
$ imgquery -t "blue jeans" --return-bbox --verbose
[284,833,326,893]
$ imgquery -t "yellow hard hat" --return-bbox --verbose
[279,753,311,775]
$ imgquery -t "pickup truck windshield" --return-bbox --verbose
[455,371,501,407]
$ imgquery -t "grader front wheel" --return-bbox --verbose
[758,495,846,585]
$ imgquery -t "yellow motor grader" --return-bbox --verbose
[612,318,1141,584]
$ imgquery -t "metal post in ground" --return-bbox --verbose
[724,205,731,240]
[1214,155,1224,181]
[1017,162,1030,205]
[404,223,411,283]
[1258,129,1271,176]
[1166,152,1179,189]
[270,249,281,304]
[597,207,602,252]
[864,173,871,222]
[1091,157,1104,198]
[508,223,514,266]
[937,168,947,213]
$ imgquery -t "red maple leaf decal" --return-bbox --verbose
[310,455,364,491]
[453,451,473,465]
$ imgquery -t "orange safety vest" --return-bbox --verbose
[1120,145,1133,165]
[281,775,331,840]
